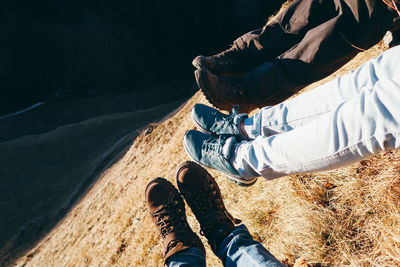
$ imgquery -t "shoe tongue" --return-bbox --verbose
[221,136,235,159]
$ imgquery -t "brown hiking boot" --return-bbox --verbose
[145,177,205,263]
[194,68,255,113]
[192,45,246,77]
[176,161,241,254]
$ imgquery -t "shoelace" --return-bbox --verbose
[202,136,226,156]
[188,182,227,236]
[194,182,221,214]
[185,180,240,238]
[153,197,186,237]
[221,105,239,123]
[211,105,240,133]
[154,197,198,256]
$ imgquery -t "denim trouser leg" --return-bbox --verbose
[218,224,284,267]
[243,46,400,139]
[166,247,206,267]
[167,225,283,267]
[233,46,400,179]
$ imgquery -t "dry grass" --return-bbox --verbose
[13,40,400,266]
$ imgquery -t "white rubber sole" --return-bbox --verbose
[183,139,257,187]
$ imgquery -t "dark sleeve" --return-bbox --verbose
[232,0,341,69]
[239,0,395,108]
[279,0,394,84]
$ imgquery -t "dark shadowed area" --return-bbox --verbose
[0,0,283,265]
[0,0,281,114]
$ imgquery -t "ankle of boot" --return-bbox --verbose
[163,231,205,264]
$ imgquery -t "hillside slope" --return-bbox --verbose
[14,43,400,266]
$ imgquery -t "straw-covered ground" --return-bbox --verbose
[12,41,400,266]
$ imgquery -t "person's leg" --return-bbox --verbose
[166,247,206,267]
[176,161,242,253]
[176,162,283,266]
[243,45,400,139]
[194,0,394,112]
[145,178,206,267]
[217,224,284,267]
[194,0,340,76]
[232,74,400,179]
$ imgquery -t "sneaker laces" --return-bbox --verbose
[211,105,240,135]
[221,105,239,123]
[201,135,225,156]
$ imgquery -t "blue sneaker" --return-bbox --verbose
[183,130,257,187]
[191,104,248,140]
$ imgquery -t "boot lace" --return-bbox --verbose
[187,181,238,238]
[153,196,187,238]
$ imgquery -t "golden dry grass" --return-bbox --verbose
[13,41,400,266]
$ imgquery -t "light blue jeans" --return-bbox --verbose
[166,224,284,267]
[232,45,400,179]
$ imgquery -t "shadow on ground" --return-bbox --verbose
[0,78,196,265]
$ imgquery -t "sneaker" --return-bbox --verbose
[191,104,248,140]
[192,45,245,76]
[145,177,205,263]
[183,130,257,186]
[176,161,241,253]
[194,68,254,113]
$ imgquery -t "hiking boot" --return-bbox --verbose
[183,130,257,186]
[145,177,205,263]
[194,68,255,113]
[191,104,249,141]
[176,161,241,253]
[192,45,245,76]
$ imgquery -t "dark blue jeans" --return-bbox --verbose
[166,224,284,267]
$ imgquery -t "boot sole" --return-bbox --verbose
[194,69,233,112]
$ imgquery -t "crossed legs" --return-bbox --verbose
[234,46,400,179]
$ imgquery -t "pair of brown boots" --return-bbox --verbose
[145,161,240,263]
